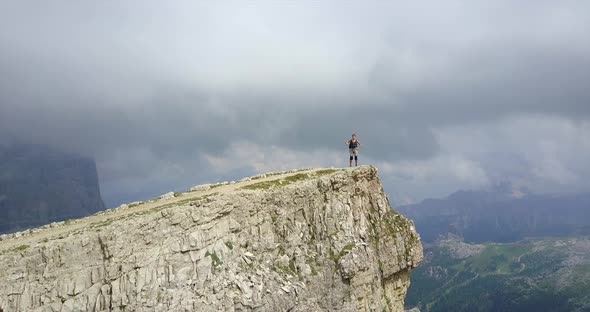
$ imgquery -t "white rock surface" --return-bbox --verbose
[0,166,423,312]
[189,184,211,192]
[159,192,175,200]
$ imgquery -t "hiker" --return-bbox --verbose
[345,134,361,167]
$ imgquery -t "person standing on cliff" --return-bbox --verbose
[345,134,361,167]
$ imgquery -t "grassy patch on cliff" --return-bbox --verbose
[89,217,117,229]
[0,244,30,256]
[88,193,220,229]
[273,259,304,281]
[329,243,356,267]
[13,244,30,252]
[242,173,309,190]
[242,180,281,190]
[315,169,339,176]
[242,169,342,190]
[225,241,234,250]
[135,193,219,217]
[205,250,223,268]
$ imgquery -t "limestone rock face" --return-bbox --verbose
[0,166,423,312]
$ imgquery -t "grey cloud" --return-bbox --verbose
[1,1,589,205]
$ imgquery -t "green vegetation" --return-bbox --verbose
[133,193,219,217]
[242,173,309,190]
[328,247,335,261]
[273,258,304,281]
[458,243,531,274]
[89,218,117,228]
[406,237,590,312]
[284,173,310,183]
[337,243,355,260]
[205,250,223,269]
[289,258,297,273]
[133,205,169,216]
[315,169,339,176]
[270,211,278,223]
[13,244,30,252]
[329,243,356,266]
[384,295,393,312]
[273,263,296,276]
[241,180,279,190]
[277,244,286,256]
[1,244,31,255]
[88,194,215,229]
[242,169,342,190]
[224,241,234,250]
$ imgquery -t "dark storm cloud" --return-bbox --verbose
[1,1,589,205]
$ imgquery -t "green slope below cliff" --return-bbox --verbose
[406,236,590,312]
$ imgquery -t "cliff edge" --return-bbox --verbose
[0,166,423,312]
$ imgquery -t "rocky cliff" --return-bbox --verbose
[0,166,423,312]
[0,144,105,234]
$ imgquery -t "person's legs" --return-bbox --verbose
[349,149,354,167]
[353,149,359,166]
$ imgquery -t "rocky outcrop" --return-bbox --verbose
[0,144,105,234]
[0,166,423,312]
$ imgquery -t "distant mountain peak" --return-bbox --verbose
[398,186,590,243]
[0,143,105,234]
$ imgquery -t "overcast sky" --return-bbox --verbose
[1,1,589,206]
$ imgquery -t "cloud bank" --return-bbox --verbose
[1,1,589,205]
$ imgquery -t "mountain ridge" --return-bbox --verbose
[0,143,105,234]
[397,187,590,243]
